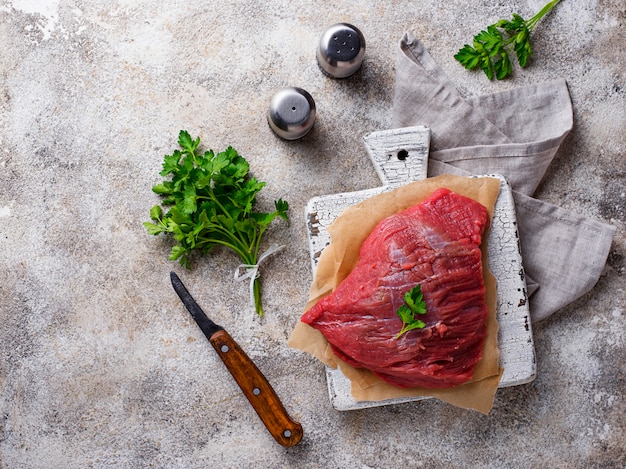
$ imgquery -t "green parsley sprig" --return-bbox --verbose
[144,130,289,317]
[454,0,561,80]
[395,284,427,339]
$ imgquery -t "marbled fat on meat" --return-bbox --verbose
[301,188,491,388]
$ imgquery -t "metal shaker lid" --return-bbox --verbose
[317,23,365,78]
[267,87,316,140]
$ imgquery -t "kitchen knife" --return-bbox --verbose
[170,271,303,447]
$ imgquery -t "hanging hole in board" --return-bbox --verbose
[397,149,408,160]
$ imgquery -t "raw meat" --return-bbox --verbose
[301,188,491,388]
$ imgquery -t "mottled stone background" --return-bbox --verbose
[0,1,624,468]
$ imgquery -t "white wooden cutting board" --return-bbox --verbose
[304,126,536,411]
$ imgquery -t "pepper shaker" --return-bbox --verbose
[267,87,316,140]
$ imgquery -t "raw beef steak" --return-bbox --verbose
[301,188,491,388]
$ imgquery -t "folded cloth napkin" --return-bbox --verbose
[392,32,616,322]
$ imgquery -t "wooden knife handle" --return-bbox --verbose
[209,329,303,447]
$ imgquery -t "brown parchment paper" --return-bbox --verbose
[288,174,504,414]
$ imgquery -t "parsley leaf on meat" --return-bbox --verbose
[395,284,427,339]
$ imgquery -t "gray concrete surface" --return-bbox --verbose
[0,1,624,468]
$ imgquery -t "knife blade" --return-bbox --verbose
[170,271,303,447]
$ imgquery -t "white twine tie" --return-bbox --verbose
[233,244,285,306]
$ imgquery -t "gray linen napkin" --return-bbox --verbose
[392,32,616,322]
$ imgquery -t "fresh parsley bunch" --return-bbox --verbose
[144,130,289,317]
[454,0,561,80]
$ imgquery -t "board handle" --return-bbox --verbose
[362,126,431,189]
